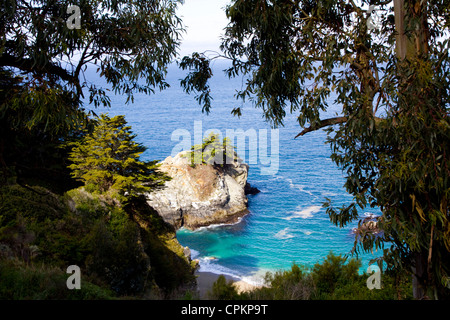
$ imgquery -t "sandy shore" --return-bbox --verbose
[195,271,261,299]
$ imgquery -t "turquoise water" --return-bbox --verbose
[85,60,381,284]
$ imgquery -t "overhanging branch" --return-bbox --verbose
[295,116,348,138]
[0,53,76,84]
[295,115,384,138]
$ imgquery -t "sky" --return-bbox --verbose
[176,0,231,56]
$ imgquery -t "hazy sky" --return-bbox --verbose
[177,0,231,56]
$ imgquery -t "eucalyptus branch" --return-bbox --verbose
[295,114,385,138]
[75,42,94,72]
[294,116,348,138]
[0,52,76,84]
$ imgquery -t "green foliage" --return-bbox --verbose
[0,184,87,266]
[69,188,195,297]
[185,132,238,167]
[0,259,115,300]
[0,0,183,195]
[65,188,109,220]
[208,275,240,300]
[125,197,196,294]
[0,184,195,298]
[0,1,198,299]
[68,114,168,202]
[250,263,315,300]
[0,0,184,134]
[85,219,151,296]
[179,52,213,114]
[213,252,412,300]
[0,107,195,298]
[312,252,361,297]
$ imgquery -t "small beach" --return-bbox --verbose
[195,271,262,299]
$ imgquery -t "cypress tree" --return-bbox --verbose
[68,114,167,202]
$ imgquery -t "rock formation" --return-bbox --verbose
[146,151,257,230]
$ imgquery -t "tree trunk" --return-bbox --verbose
[394,0,407,60]
[412,251,427,299]
[394,0,433,299]
[394,0,429,61]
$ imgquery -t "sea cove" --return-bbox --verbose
[3,0,448,301]
[86,60,383,284]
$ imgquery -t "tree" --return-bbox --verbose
[209,275,240,300]
[180,0,450,299]
[68,114,168,202]
[0,0,183,183]
[185,132,238,167]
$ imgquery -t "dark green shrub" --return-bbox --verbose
[208,275,240,300]
[0,259,114,300]
[225,252,413,300]
[85,220,151,296]
[311,251,361,299]
[248,263,314,300]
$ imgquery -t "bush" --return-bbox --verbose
[208,275,240,300]
[214,252,413,300]
[0,184,196,298]
[311,252,361,299]
[0,259,114,300]
[254,264,315,300]
[85,219,151,296]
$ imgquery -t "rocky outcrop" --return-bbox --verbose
[352,215,382,235]
[145,151,256,230]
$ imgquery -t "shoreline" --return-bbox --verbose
[186,215,245,232]
[195,271,262,299]
[182,209,250,231]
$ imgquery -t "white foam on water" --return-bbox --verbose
[194,217,244,231]
[274,227,295,240]
[240,274,267,287]
[190,248,200,259]
[286,178,314,196]
[298,229,324,236]
[192,252,268,287]
[283,205,322,220]
[273,175,315,197]
[197,256,242,279]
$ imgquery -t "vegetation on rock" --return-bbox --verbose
[185,132,238,168]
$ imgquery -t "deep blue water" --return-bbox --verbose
[85,60,381,285]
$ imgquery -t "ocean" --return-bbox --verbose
[85,59,382,285]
